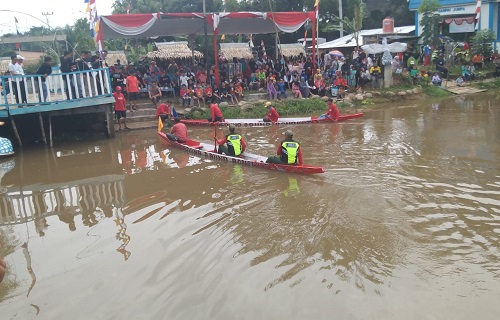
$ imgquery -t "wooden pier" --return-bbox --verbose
[0,67,116,147]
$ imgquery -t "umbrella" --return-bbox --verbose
[328,50,344,57]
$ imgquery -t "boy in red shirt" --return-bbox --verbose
[167,117,188,143]
[318,98,340,121]
[263,101,279,123]
[113,86,130,130]
[208,103,224,122]
[126,70,141,111]
[156,101,172,125]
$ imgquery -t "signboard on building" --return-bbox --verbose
[435,5,476,16]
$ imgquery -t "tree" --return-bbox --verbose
[471,29,495,59]
[418,0,441,48]
[323,0,366,49]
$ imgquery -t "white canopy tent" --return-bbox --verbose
[316,26,416,50]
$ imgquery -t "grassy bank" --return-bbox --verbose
[185,97,341,120]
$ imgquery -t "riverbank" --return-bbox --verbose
[104,74,500,132]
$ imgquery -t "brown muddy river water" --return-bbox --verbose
[1,92,500,319]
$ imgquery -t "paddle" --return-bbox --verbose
[213,123,217,152]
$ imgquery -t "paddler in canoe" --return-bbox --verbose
[215,124,247,157]
[166,117,188,143]
[263,101,279,123]
[317,98,340,121]
[208,101,224,123]
[266,130,303,165]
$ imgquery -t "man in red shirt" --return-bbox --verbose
[167,117,188,143]
[208,102,224,122]
[113,86,130,130]
[156,101,172,125]
[318,98,340,121]
[263,101,279,123]
[126,70,141,111]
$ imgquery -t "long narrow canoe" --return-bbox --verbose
[158,132,325,174]
[181,113,363,127]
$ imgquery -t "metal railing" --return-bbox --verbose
[0,68,112,110]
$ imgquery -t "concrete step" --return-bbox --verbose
[246,93,268,101]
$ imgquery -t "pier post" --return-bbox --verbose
[38,113,47,145]
[9,116,22,148]
[49,116,54,148]
[106,104,115,138]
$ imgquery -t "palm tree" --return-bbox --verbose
[323,0,366,49]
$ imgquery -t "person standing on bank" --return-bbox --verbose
[36,56,53,102]
[11,55,27,105]
[60,50,77,100]
[215,124,247,157]
[126,70,141,111]
[318,98,340,121]
[266,130,303,165]
[166,117,188,143]
[263,101,279,123]
[208,102,224,122]
[113,86,130,130]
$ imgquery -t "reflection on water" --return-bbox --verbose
[0,92,500,319]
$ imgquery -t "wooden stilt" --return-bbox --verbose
[49,115,53,148]
[106,104,115,138]
[38,112,47,145]
[9,116,22,148]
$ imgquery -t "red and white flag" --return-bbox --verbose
[475,0,481,30]
[261,39,267,58]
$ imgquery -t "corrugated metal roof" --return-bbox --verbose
[409,0,476,11]
[317,26,415,50]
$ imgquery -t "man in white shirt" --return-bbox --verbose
[179,71,189,88]
[11,55,27,105]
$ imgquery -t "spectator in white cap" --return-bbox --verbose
[11,54,27,105]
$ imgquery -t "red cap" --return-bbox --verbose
[115,86,122,91]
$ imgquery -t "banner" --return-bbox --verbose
[449,20,475,33]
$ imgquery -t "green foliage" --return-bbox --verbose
[471,29,496,59]
[421,84,451,97]
[418,0,441,47]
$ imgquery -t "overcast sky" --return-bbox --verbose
[0,0,115,35]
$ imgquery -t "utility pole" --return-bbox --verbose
[203,0,209,69]
[338,0,343,37]
[42,12,53,34]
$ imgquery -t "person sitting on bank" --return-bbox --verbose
[431,72,442,86]
[148,81,162,108]
[455,75,465,87]
[266,130,303,165]
[208,102,224,122]
[215,124,247,157]
[318,98,340,121]
[156,101,172,125]
[166,117,188,143]
[263,101,279,123]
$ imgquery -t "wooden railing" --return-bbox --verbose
[0,68,112,110]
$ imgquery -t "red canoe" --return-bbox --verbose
[180,113,363,127]
[158,132,325,174]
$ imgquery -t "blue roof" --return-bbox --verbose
[408,0,476,10]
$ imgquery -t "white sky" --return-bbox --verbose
[0,0,115,36]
